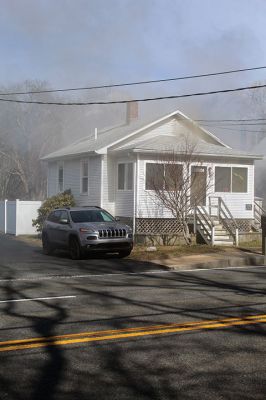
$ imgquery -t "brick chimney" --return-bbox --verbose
[126,101,138,124]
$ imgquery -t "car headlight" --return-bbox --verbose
[79,228,96,234]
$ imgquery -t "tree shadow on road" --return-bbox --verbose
[0,273,67,400]
[0,258,266,399]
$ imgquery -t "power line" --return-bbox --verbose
[201,123,266,127]
[1,65,266,96]
[197,118,266,122]
[199,125,266,133]
[1,82,266,106]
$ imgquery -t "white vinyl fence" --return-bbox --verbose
[0,200,42,235]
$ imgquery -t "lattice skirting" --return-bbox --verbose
[136,218,183,234]
[235,219,253,232]
[118,217,254,234]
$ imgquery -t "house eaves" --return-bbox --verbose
[100,110,229,154]
[112,135,263,160]
[41,108,230,161]
[174,110,230,148]
[126,148,263,160]
[40,135,98,161]
[41,150,96,162]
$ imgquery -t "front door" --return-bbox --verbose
[190,166,207,206]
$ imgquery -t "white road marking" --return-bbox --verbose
[0,265,264,283]
[0,295,76,303]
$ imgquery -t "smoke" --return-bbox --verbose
[1,0,266,197]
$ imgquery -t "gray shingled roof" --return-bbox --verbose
[41,109,228,161]
[42,112,172,160]
[115,135,262,159]
[41,109,262,161]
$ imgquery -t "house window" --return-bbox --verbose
[118,163,133,190]
[146,163,183,191]
[165,164,183,191]
[232,167,247,192]
[81,160,89,194]
[215,167,231,192]
[146,163,164,190]
[58,162,64,192]
[215,167,248,193]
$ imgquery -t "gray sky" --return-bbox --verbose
[2,0,266,196]
[1,0,266,87]
[1,0,266,148]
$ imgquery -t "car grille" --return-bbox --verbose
[98,228,127,239]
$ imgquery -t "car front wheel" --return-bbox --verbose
[118,249,132,258]
[69,237,83,260]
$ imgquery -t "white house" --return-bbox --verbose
[42,108,263,245]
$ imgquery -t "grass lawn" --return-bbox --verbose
[17,235,260,261]
[128,244,222,261]
[238,240,262,248]
[16,235,41,245]
[17,236,223,259]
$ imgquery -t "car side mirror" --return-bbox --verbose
[115,217,120,221]
[60,218,69,225]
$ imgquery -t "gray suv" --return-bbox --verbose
[42,206,133,259]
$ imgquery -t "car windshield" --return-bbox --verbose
[70,210,115,223]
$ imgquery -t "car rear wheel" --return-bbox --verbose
[118,249,132,258]
[42,234,54,255]
[69,237,83,260]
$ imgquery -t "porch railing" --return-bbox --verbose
[194,205,214,245]
[253,198,265,230]
[209,196,239,245]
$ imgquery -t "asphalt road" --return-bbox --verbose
[0,234,266,400]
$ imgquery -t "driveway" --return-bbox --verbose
[0,233,168,279]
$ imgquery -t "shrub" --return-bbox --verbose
[32,189,76,233]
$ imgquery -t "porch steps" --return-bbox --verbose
[214,240,234,246]
[196,217,234,246]
[213,220,234,245]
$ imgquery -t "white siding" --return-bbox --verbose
[101,154,135,217]
[47,151,255,220]
[116,119,190,150]
[47,162,58,197]
[63,159,82,202]
[47,156,101,206]
[102,155,116,214]
[88,156,102,206]
[136,154,255,219]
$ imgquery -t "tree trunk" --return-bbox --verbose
[182,219,192,245]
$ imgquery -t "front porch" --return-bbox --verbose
[130,197,265,246]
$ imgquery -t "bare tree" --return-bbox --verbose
[146,138,212,245]
[0,80,129,201]
[0,81,65,200]
[0,144,14,199]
